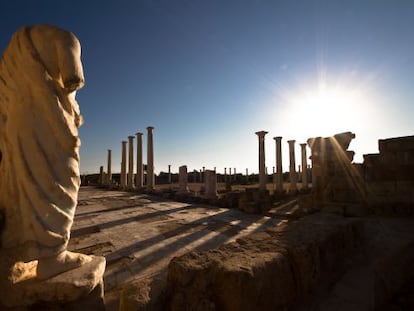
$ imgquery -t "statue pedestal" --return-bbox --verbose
[0,255,106,310]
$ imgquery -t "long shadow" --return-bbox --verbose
[103,209,240,264]
[75,203,146,217]
[103,210,266,287]
[71,204,198,238]
[105,214,266,290]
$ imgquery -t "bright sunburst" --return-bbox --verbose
[273,74,377,143]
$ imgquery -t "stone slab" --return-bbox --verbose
[0,255,105,308]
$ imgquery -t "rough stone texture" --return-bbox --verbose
[307,132,366,207]
[119,274,167,311]
[0,255,105,309]
[238,188,271,214]
[363,135,414,215]
[167,214,363,311]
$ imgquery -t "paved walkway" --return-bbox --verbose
[68,187,284,309]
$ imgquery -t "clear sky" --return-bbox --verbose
[1,0,413,175]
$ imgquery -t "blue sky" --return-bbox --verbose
[1,1,413,175]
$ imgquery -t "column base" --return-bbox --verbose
[0,254,106,310]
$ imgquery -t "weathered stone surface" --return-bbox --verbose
[119,275,167,311]
[363,135,414,215]
[0,255,105,308]
[308,132,366,207]
[167,214,363,311]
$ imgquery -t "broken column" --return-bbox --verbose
[99,165,104,185]
[300,143,308,190]
[128,135,134,189]
[256,131,268,192]
[288,140,298,194]
[274,136,283,194]
[178,165,189,193]
[135,132,143,189]
[168,165,172,183]
[146,126,154,190]
[204,170,218,199]
[308,132,362,205]
[121,141,127,188]
[107,149,112,186]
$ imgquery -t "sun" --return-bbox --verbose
[274,77,372,143]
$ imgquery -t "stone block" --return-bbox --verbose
[167,215,363,311]
[0,255,106,308]
[379,136,414,153]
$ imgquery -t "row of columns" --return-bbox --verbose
[105,126,154,190]
[256,131,308,194]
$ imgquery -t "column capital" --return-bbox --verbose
[255,130,268,137]
[288,139,296,144]
[135,132,143,136]
[147,126,154,131]
[273,136,282,141]
[300,143,307,147]
[122,141,127,144]
[128,135,135,140]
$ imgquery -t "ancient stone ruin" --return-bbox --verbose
[363,135,414,215]
[0,25,105,310]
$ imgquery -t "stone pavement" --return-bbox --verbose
[68,187,285,309]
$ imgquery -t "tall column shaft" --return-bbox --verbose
[121,141,127,188]
[128,136,134,188]
[300,143,309,190]
[288,140,298,194]
[146,126,155,190]
[274,136,283,194]
[107,149,112,185]
[136,132,143,189]
[256,131,268,191]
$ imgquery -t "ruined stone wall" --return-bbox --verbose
[363,135,414,215]
[307,132,365,206]
[166,215,363,311]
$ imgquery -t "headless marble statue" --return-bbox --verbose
[0,25,90,280]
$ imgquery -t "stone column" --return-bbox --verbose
[202,166,205,183]
[146,126,154,190]
[121,141,127,188]
[107,149,112,186]
[193,170,197,183]
[168,165,172,184]
[178,165,189,193]
[204,170,217,199]
[300,143,308,190]
[256,131,268,191]
[99,166,104,185]
[274,136,283,194]
[245,168,249,183]
[229,167,232,183]
[135,132,143,189]
[224,167,227,183]
[128,135,134,189]
[288,140,298,194]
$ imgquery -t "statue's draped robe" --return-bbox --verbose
[0,26,83,261]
